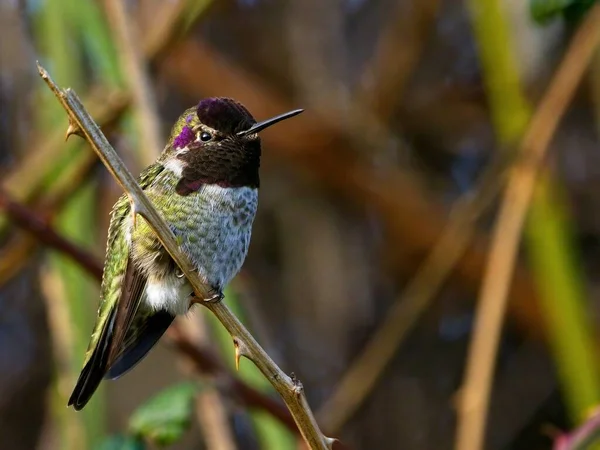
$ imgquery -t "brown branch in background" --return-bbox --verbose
[141,0,217,60]
[168,326,297,432]
[195,391,237,450]
[358,0,440,119]
[0,150,98,285]
[0,190,103,279]
[38,64,333,450]
[455,7,600,450]
[0,185,319,441]
[140,0,190,59]
[40,266,87,450]
[104,0,163,159]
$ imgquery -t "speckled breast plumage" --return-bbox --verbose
[127,168,258,315]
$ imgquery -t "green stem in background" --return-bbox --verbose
[33,0,124,446]
[36,0,104,446]
[467,0,600,424]
[208,288,295,450]
[48,182,104,446]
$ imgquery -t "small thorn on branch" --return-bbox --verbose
[324,437,338,450]
[234,339,241,371]
[65,120,84,141]
[233,337,250,371]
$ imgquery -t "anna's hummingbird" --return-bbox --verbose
[68,98,302,410]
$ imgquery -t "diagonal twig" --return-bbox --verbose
[455,6,600,450]
[37,63,333,450]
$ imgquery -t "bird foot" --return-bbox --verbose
[205,286,224,303]
[189,286,224,305]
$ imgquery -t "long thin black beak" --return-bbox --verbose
[237,109,304,136]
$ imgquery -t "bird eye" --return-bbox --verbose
[200,132,212,142]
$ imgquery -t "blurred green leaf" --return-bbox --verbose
[96,435,145,450]
[563,0,597,22]
[530,0,597,24]
[129,382,199,446]
[531,0,575,22]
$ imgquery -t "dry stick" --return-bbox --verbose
[455,6,600,450]
[37,64,333,450]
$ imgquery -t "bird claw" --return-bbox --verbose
[205,287,224,303]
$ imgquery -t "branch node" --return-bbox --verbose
[36,61,49,80]
[290,372,304,397]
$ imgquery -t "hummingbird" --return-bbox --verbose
[68,98,303,410]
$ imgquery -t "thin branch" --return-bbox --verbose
[455,6,600,450]
[37,64,333,450]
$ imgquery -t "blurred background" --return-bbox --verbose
[1,0,600,449]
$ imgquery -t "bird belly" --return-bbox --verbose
[181,185,257,290]
[144,276,192,316]
[132,185,258,316]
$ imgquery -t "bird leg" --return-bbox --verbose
[189,285,224,305]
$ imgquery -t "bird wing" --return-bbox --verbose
[68,164,168,410]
